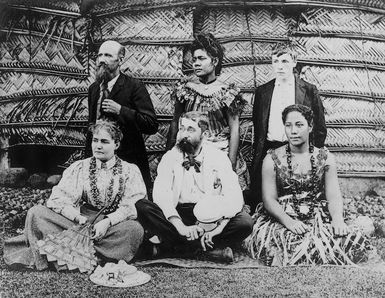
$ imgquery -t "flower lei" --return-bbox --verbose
[89,156,125,214]
[286,144,321,220]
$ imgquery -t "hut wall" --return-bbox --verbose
[0,0,384,185]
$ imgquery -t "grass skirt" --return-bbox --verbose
[244,203,371,266]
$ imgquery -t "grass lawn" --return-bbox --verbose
[1,233,385,297]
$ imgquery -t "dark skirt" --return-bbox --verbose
[3,205,144,270]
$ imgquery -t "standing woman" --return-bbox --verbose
[245,104,372,266]
[4,119,146,270]
[166,33,250,191]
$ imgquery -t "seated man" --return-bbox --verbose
[136,111,253,262]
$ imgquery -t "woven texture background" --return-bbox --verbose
[0,1,384,178]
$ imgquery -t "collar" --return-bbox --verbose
[102,74,120,92]
[275,74,295,87]
[95,155,116,170]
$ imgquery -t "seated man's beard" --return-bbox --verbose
[177,138,199,154]
[96,64,113,83]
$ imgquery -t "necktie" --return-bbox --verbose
[182,156,201,172]
[101,162,107,170]
[96,81,109,119]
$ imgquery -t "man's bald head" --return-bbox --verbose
[99,40,125,60]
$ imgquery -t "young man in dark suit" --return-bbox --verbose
[86,40,159,193]
[248,43,327,212]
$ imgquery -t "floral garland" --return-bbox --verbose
[172,79,246,116]
[286,144,322,220]
[89,156,125,213]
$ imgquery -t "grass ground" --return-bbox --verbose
[1,233,385,297]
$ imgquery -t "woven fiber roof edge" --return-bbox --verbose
[91,1,199,17]
[9,4,81,17]
[200,0,385,14]
[0,87,88,102]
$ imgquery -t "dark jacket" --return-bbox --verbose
[252,76,327,171]
[86,73,159,191]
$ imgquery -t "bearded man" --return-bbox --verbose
[86,40,158,193]
[135,111,253,263]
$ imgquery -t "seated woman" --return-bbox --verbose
[245,104,371,266]
[4,119,146,270]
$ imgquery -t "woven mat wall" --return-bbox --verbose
[0,1,384,178]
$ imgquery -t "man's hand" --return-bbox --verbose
[286,219,309,235]
[178,225,204,241]
[331,219,349,236]
[200,229,221,251]
[91,218,111,241]
[75,215,87,225]
[102,99,121,115]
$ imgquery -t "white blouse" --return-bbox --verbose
[46,156,147,226]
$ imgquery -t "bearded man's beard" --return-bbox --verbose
[176,138,199,154]
[96,63,114,84]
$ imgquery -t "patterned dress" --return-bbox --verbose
[172,78,250,190]
[244,147,371,266]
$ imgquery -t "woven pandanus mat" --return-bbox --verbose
[8,0,81,14]
[94,7,193,43]
[297,8,385,40]
[194,7,290,40]
[0,35,88,72]
[219,64,273,90]
[90,0,197,16]
[4,9,88,44]
[144,122,169,153]
[323,96,385,126]
[2,95,88,124]
[110,45,183,79]
[0,72,91,97]
[300,66,385,98]
[135,250,264,269]
[326,127,385,149]
[295,37,385,68]
[2,126,86,147]
[145,84,174,116]
[333,151,385,176]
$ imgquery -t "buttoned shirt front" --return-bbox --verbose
[267,75,295,142]
[179,150,205,204]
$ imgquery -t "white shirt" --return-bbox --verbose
[179,151,205,203]
[267,75,295,142]
[106,74,120,92]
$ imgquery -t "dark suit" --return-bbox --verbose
[248,76,327,211]
[86,73,158,193]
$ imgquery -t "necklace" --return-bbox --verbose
[89,156,125,213]
[286,144,320,219]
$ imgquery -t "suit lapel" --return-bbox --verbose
[295,77,306,105]
[262,80,275,133]
[89,84,101,122]
[109,73,125,100]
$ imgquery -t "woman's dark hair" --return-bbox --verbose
[89,119,123,143]
[191,33,224,76]
[282,104,313,126]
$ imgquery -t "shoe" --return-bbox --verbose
[203,247,234,263]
